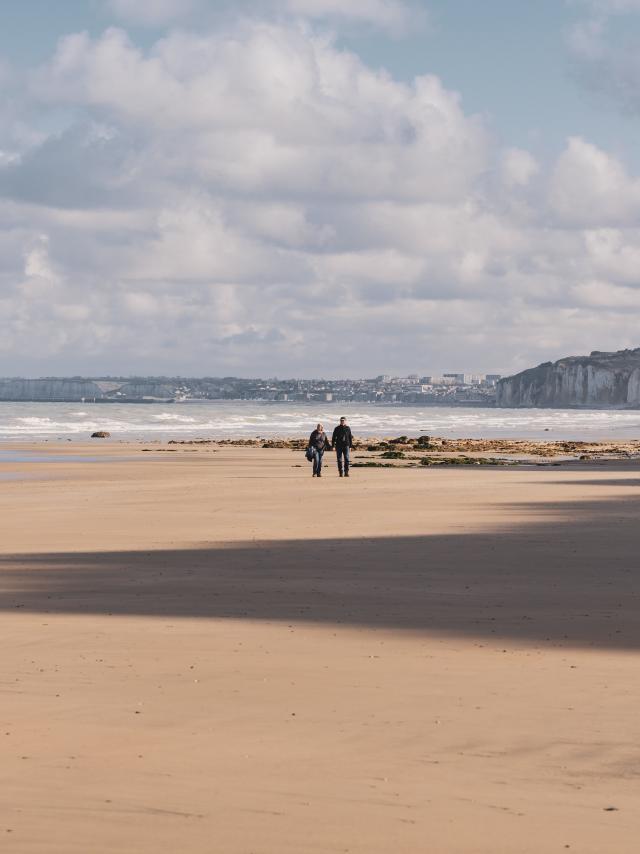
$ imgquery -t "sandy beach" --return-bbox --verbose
[2,441,640,853]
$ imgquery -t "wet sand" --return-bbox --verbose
[2,442,640,852]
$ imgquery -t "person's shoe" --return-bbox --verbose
[317,473,322,477]
[339,471,343,477]
[345,471,350,477]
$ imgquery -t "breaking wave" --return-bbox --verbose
[1,400,640,441]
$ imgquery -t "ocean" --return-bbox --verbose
[1,400,640,442]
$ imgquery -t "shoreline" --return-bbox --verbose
[7,394,640,411]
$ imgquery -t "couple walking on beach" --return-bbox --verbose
[308,417,353,478]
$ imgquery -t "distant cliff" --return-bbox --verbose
[0,378,176,402]
[0,378,107,401]
[497,348,640,408]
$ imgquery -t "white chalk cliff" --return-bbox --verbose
[497,349,640,408]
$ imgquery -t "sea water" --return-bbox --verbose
[1,400,640,441]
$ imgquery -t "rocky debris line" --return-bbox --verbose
[352,461,396,468]
[368,437,640,458]
[158,436,640,459]
[168,439,217,445]
[165,435,430,450]
[419,455,516,466]
[497,347,640,408]
[91,431,111,438]
[430,438,640,458]
[261,439,308,450]
[354,455,516,468]
[170,438,311,449]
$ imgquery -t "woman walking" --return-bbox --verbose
[308,423,331,477]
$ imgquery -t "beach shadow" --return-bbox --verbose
[553,478,640,488]
[2,490,640,649]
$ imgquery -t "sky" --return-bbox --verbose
[2,0,640,377]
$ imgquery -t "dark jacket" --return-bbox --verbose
[309,430,330,450]
[332,425,353,449]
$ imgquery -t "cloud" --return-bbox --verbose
[2,16,640,376]
[32,25,487,204]
[549,136,640,225]
[583,228,640,284]
[572,279,640,309]
[500,148,540,188]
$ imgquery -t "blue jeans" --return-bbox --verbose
[312,447,324,475]
[336,446,350,474]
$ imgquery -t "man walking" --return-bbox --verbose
[332,416,353,477]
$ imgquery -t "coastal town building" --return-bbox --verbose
[0,373,502,405]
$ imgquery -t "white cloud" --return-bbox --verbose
[33,25,487,204]
[583,228,640,283]
[549,136,640,225]
[2,16,640,375]
[573,279,640,308]
[500,148,540,188]
[24,237,59,283]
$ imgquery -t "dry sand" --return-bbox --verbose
[2,442,640,853]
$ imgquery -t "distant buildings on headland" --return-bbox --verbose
[210,372,500,404]
[0,374,501,405]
